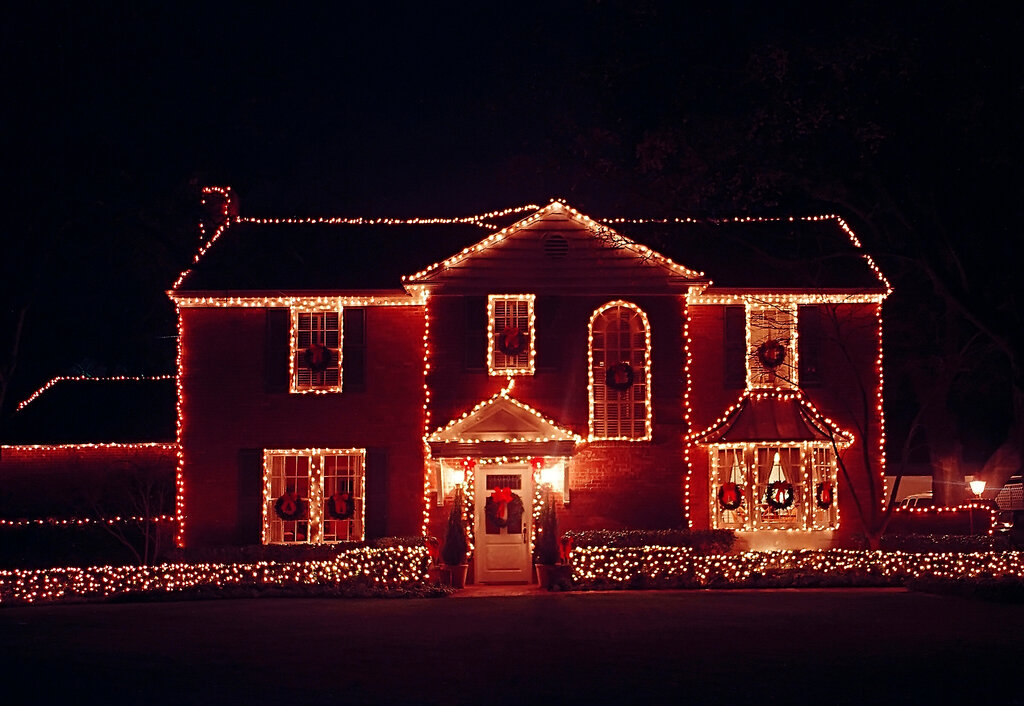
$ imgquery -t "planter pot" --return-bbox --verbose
[425,566,444,585]
[535,563,572,590]
[444,564,469,588]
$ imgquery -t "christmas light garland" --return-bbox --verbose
[0,545,430,605]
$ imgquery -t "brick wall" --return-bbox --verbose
[179,305,426,547]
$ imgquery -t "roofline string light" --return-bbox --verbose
[690,388,856,447]
[172,186,235,291]
[405,200,706,284]
[15,375,175,413]
[426,379,583,444]
[0,515,176,528]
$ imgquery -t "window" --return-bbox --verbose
[710,444,838,530]
[488,295,535,375]
[747,303,797,389]
[263,449,365,544]
[292,309,342,393]
[588,301,652,440]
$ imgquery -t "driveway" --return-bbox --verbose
[2,589,1022,704]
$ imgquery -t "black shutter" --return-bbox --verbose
[364,448,388,539]
[464,296,487,370]
[723,306,746,389]
[237,448,264,545]
[343,308,366,392]
[798,305,822,386]
[265,308,291,393]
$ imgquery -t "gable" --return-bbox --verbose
[404,201,707,295]
[428,392,581,443]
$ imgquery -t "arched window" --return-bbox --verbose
[588,301,652,440]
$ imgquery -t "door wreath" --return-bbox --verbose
[484,487,524,534]
[274,491,305,521]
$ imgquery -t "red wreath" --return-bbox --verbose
[765,480,795,510]
[815,481,834,509]
[718,482,744,510]
[496,326,528,356]
[605,362,635,391]
[274,491,305,521]
[304,343,332,372]
[757,339,787,369]
[325,491,355,520]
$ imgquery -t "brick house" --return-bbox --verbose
[169,189,889,581]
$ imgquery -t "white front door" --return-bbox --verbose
[475,465,533,583]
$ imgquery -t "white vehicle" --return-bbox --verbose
[898,493,934,509]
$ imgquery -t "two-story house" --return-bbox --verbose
[169,188,889,582]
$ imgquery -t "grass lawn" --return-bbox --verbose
[2,588,1023,704]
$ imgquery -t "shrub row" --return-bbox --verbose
[568,546,1024,592]
[0,544,436,606]
[564,529,735,554]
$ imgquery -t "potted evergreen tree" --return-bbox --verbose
[441,485,470,588]
[533,484,572,589]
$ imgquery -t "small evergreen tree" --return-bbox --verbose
[441,486,469,566]
[532,485,561,565]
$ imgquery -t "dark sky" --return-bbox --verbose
[3,1,1021,439]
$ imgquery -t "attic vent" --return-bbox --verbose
[542,233,569,260]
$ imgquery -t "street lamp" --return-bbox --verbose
[968,479,986,535]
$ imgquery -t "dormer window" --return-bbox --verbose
[747,303,797,390]
[487,295,535,376]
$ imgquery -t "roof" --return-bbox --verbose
[2,377,177,445]
[692,390,854,446]
[172,195,888,295]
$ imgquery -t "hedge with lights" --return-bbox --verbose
[565,529,736,554]
[567,546,1024,591]
[0,544,433,606]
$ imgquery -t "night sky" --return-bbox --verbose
[4,2,1022,458]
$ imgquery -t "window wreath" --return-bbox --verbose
[325,491,355,520]
[274,491,305,521]
[765,480,795,511]
[717,482,744,510]
[756,339,787,369]
[815,481,834,510]
[303,343,333,372]
[605,362,635,391]
[496,326,528,356]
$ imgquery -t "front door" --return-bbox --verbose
[475,465,532,583]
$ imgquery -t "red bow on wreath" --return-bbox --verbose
[490,487,513,520]
[558,535,573,563]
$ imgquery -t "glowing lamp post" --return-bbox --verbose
[969,479,986,535]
